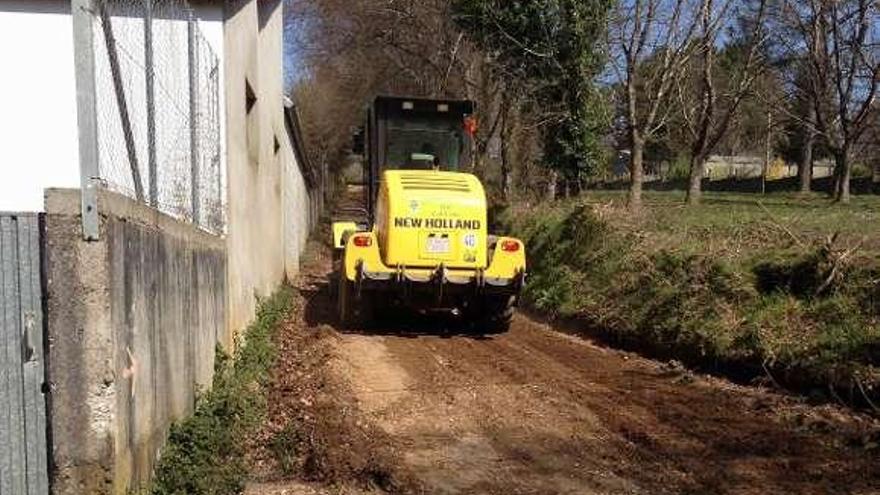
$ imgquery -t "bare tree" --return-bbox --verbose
[776,11,823,194]
[874,130,880,191]
[799,101,818,193]
[779,0,880,203]
[799,10,825,195]
[289,0,555,201]
[866,112,880,192]
[813,0,879,202]
[608,0,701,209]
[287,0,481,181]
[499,92,514,200]
[681,0,769,205]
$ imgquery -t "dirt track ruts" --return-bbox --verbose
[333,312,880,494]
[249,193,880,495]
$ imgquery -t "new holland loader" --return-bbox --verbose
[332,96,526,332]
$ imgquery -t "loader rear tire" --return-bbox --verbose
[337,269,373,329]
[338,269,356,328]
[331,249,342,297]
[472,295,514,334]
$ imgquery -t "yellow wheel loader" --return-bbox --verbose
[332,96,526,332]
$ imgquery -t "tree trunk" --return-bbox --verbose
[500,99,512,202]
[470,131,480,174]
[834,147,852,204]
[799,107,815,194]
[686,154,706,205]
[873,161,879,194]
[625,69,644,210]
[839,165,851,204]
[629,131,644,210]
[500,157,512,202]
[832,165,841,199]
[547,169,558,201]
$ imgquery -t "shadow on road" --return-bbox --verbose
[300,272,499,340]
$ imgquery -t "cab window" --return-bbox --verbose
[385,116,463,171]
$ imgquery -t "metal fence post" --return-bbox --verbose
[144,0,158,207]
[212,63,223,232]
[188,10,200,226]
[72,0,100,241]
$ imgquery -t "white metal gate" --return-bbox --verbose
[0,213,48,495]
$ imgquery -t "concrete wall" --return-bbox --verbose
[704,156,835,180]
[281,114,313,277]
[45,189,226,495]
[224,0,315,339]
[0,0,321,492]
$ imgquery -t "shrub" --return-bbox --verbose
[150,286,294,495]
[752,252,826,298]
[852,162,873,179]
[666,155,691,181]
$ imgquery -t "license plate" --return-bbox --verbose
[426,235,450,254]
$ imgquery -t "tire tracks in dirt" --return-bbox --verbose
[249,232,880,495]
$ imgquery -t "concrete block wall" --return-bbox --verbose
[39,2,321,493]
[45,189,226,495]
[224,0,317,338]
[283,127,323,283]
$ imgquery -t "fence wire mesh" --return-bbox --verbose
[91,0,223,233]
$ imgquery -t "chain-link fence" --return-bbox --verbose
[90,0,223,233]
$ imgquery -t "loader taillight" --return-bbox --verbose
[500,240,520,252]
[353,235,372,247]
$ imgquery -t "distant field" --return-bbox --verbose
[580,190,880,259]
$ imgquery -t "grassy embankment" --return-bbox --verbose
[502,191,880,406]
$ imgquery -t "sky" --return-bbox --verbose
[282,0,308,91]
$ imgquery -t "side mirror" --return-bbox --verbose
[352,127,365,155]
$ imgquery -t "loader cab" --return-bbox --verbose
[355,96,475,223]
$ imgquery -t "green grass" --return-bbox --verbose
[502,190,880,405]
[580,191,880,259]
[149,286,294,495]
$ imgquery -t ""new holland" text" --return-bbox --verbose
[394,217,481,230]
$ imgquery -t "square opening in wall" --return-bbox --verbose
[246,81,257,114]
[246,79,259,165]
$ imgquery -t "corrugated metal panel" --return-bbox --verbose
[0,213,48,495]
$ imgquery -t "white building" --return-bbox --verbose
[0,0,225,212]
[0,0,319,335]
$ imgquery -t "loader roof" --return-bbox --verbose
[374,96,475,118]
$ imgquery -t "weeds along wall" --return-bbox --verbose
[45,189,226,495]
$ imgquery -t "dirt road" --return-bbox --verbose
[245,235,880,495]
[334,317,880,494]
